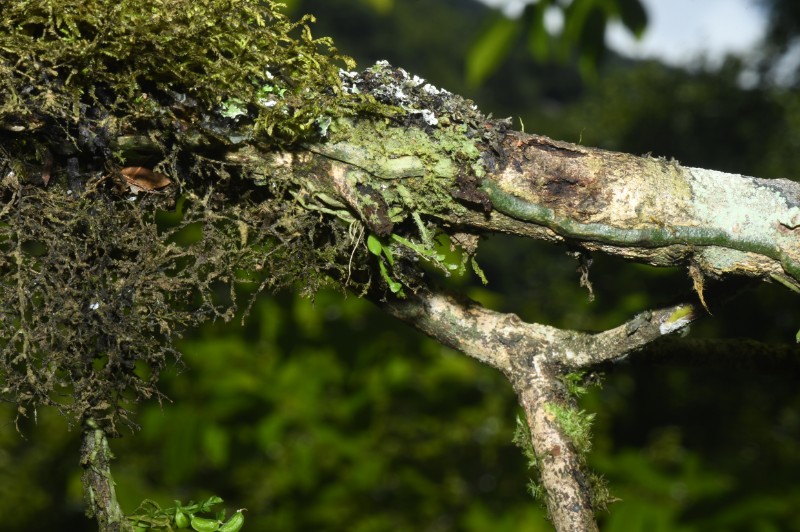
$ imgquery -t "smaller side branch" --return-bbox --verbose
[549,303,700,369]
[376,289,561,376]
[378,290,601,530]
[80,417,125,532]
[375,289,705,532]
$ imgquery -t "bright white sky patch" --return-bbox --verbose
[476,0,768,67]
[607,0,767,66]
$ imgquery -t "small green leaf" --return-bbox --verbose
[367,234,383,256]
[796,328,800,343]
[198,496,224,512]
[466,15,521,87]
[378,261,403,293]
[220,98,247,119]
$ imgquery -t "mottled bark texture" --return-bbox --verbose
[80,418,125,532]
[482,132,800,290]
[378,289,699,530]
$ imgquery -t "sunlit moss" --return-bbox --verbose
[0,0,358,146]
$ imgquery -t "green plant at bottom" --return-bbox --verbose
[127,496,246,531]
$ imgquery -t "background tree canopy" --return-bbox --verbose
[2,0,800,530]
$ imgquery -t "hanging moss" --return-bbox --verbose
[0,0,375,432]
[0,166,362,431]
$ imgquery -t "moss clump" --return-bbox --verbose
[0,0,373,431]
[512,414,546,501]
[0,0,354,146]
[0,0,488,432]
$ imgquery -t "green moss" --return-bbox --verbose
[559,371,591,398]
[0,0,494,430]
[513,373,613,513]
[545,399,616,512]
[0,0,390,431]
[0,0,356,147]
[512,414,545,503]
[545,403,595,455]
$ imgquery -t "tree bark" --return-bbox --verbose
[80,417,125,532]
[304,124,800,289]
[233,61,800,293]
[514,372,598,532]
[377,288,699,530]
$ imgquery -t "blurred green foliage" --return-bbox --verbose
[3,0,800,530]
[0,292,548,531]
[467,0,647,85]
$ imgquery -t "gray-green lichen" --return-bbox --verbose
[477,127,800,288]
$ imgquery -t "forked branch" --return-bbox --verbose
[377,289,699,531]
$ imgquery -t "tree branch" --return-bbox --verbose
[375,288,699,531]
[80,417,125,532]
[556,303,699,368]
[480,132,800,289]
[377,289,699,372]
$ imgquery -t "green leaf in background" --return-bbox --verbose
[575,4,608,80]
[360,0,393,15]
[617,0,648,38]
[523,0,552,62]
[560,0,646,73]
[466,15,521,87]
[561,0,597,59]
